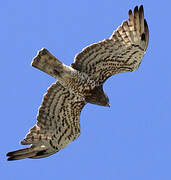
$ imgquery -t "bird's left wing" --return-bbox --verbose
[7,81,85,160]
[71,5,149,84]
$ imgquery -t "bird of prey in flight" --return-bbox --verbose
[7,5,149,161]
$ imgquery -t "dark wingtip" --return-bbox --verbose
[139,5,144,12]
[134,6,139,14]
[6,150,19,157]
[6,151,12,156]
[7,155,27,161]
[128,9,132,16]
[6,152,16,161]
[141,33,146,41]
[7,157,18,161]
[7,157,13,161]
[144,19,149,50]
[144,19,148,30]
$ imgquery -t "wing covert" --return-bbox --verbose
[22,81,85,149]
[71,5,149,84]
[7,81,85,160]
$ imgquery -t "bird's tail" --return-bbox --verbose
[31,48,64,78]
[6,146,51,161]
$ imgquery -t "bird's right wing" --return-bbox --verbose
[7,81,85,160]
[71,5,149,84]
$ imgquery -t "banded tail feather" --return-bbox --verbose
[32,48,64,78]
[7,5,149,161]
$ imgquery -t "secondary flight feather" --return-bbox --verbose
[7,5,149,161]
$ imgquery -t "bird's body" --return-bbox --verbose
[7,5,149,161]
[32,48,109,106]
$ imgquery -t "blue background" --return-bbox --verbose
[1,0,171,179]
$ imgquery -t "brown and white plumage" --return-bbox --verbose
[7,82,85,160]
[7,5,149,161]
[71,5,149,84]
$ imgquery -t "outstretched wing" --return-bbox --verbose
[7,81,85,160]
[71,5,149,84]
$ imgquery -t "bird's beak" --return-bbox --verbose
[106,103,110,107]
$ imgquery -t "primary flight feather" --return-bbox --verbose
[7,5,149,161]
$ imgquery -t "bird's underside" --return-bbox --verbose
[7,5,149,161]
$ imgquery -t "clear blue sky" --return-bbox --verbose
[1,0,171,179]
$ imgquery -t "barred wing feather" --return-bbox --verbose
[71,5,149,84]
[7,82,85,160]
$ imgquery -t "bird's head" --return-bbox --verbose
[103,92,110,107]
[85,86,110,107]
[97,91,110,107]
